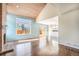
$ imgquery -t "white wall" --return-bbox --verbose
[59,4,79,48]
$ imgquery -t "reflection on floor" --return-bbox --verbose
[3,37,59,56]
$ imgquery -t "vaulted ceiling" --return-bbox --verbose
[7,3,46,19]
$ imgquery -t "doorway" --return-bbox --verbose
[38,16,59,55]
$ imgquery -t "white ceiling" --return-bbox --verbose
[55,4,79,14]
[36,4,59,21]
[37,4,79,25]
[37,16,58,25]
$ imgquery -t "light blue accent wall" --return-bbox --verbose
[6,14,40,41]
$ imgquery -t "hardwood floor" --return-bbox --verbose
[59,44,79,56]
[1,37,79,56]
[2,37,59,56]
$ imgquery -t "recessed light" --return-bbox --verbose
[16,5,19,8]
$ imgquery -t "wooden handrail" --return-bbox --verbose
[0,49,14,56]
